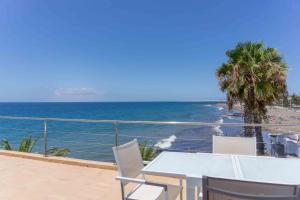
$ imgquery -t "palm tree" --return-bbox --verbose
[0,135,70,157]
[139,141,156,161]
[216,42,287,154]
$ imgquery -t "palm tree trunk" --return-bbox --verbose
[243,103,254,137]
[254,114,265,155]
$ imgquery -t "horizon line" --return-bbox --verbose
[0,100,227,103]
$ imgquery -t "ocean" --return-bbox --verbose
[0,102,244,161]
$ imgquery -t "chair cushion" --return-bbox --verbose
[127,183,181,200]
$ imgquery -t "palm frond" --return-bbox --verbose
[18,135,39,152]
[139,141,156,161]
[1,139,13,150]
[1,135,70,157]
[216,41,287,116]
[46,147,70,157]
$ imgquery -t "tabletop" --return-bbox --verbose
[142,151,300,184]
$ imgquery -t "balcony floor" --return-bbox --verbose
[0,152,183,200]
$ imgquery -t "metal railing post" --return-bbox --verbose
[44,120,48,157]
[114,121,119,147]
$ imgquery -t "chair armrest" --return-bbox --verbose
[143,160,151,165]
[116,176,168,191]
[116,176,146,184]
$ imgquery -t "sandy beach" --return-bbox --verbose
[219,103,300,135]
[266,106,300,135]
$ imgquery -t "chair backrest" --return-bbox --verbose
[213,135,256,156]
[113,139,144,178]
[202,176,300,200]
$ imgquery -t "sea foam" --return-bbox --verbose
[155,135,177,149]
[217,106,224,111]
[224,115,234,120]
[213,118,224,135]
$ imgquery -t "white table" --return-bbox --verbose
[142,152,300,200]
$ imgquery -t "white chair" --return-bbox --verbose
[187,176,300,200]
[202,176,300,200]
[213,135,256,156]
[113,139,182,200]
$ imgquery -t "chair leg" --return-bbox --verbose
[179,178,183,200]
[120,182,125,200]
[164,190,169,200]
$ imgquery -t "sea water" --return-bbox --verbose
[0,102,243,161]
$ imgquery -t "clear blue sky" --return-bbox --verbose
[0,0,299,102]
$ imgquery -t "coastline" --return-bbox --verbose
[220,102,300,135]
[266,106,300,135]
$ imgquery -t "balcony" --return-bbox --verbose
[0,115,299,199]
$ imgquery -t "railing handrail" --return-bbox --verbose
[0,115,298,127]
[0,115,299,159]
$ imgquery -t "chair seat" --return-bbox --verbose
[128,183,181,200]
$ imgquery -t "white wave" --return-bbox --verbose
[224,115,234,120]
[155,135,177,149]
[216,118,224,124]
[213,118,224,135]
[204,104,212,107]
[217,106,224,111]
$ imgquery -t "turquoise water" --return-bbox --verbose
[0,102,243,161]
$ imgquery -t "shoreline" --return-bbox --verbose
[265,106,300,135]
[218,103,300,135]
